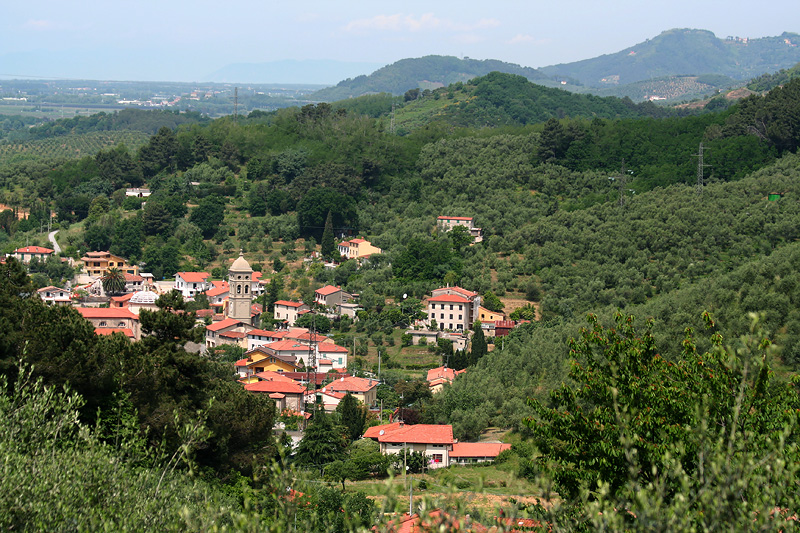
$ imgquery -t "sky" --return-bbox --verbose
[1,0,797,83]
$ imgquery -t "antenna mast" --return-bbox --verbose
[694,142,710,194]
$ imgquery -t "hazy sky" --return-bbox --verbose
[1,0,797,82]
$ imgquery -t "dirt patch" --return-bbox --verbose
[498,297,540,321]
[725,87,756,100]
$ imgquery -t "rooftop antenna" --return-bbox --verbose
[694,142,711,194]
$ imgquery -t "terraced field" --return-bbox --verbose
[0,130,150,164]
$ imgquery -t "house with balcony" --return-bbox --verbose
[80,251,139,277]
[174,272,212,298]
[37,286,72,306]
[273,300,310,326]
[12,246,54,263]
[314,285,352,310]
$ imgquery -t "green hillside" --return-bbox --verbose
[2,75,800,530]
[310,55,553,100]
[539,28,800,88]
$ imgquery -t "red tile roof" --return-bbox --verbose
[244,380,306,394]
[326,376,379,394]
[77,307,138,319]
[15,245,54,254]
[260,340,313,352]
[315,285,341,296]
[206,283,229,297]
[94,328,135,338]
[177,271,210,283]
[428,294,470,303]
[124,273,144,282]
[449,442,511,458]
[205,317,244,332]
[219,330,247,339]
[318,344,348,354]
[255,371,299,383]
[248,329,281,337]
[426,366,466,382]
[365,423,455,445]
[436,286,478,298]
[274,300,306,308]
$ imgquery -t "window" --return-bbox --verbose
[458,315,462,320]
[449,305,453,310]
[449,314,453,319]
[118,322,125,327]
[432,454,443,463]
[237,285,241,294]
[440,313,444,319]
[99,321,107,327]
[244,285,249,294]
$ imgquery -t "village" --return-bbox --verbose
[6,214,529,469]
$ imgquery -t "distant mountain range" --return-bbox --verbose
[539,29,800,87]
[203,60,383,85]
[309,29,800,103]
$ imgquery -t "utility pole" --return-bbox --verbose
[694,142,711,194]
[233,87,238,125]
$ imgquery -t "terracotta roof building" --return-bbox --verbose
[364,422,456,469]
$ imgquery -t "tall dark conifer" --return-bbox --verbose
[320,209,335,260]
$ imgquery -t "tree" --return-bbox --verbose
[336,393,367,442]
[142,200,173,237]
[84,222,112,252]
[138,126,178,178]
[482,291,504,313]
[101,267,126,296]
[296,188,357,240]
[448,224,473,251]
[526,312,800,502]
[294,412,348,474]
[138,290,201,344]
[320,210,335,260]
[469,320,487,365]
[294,313,331,334]
[189,195,225,239]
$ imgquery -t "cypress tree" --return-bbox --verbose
[321,209,335,260]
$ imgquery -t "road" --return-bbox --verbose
[48,230,61,254]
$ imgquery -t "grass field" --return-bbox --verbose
[342,453,547,517]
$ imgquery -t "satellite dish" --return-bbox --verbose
[379,430,385,436]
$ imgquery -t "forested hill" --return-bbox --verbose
[2,108,209,143]
[538,28,800,88]
[390,72,680,132]
[310,55,552,100]
[426,152,800,440]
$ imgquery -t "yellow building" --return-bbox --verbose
[477,306,505,322]
[81,251,139,277]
